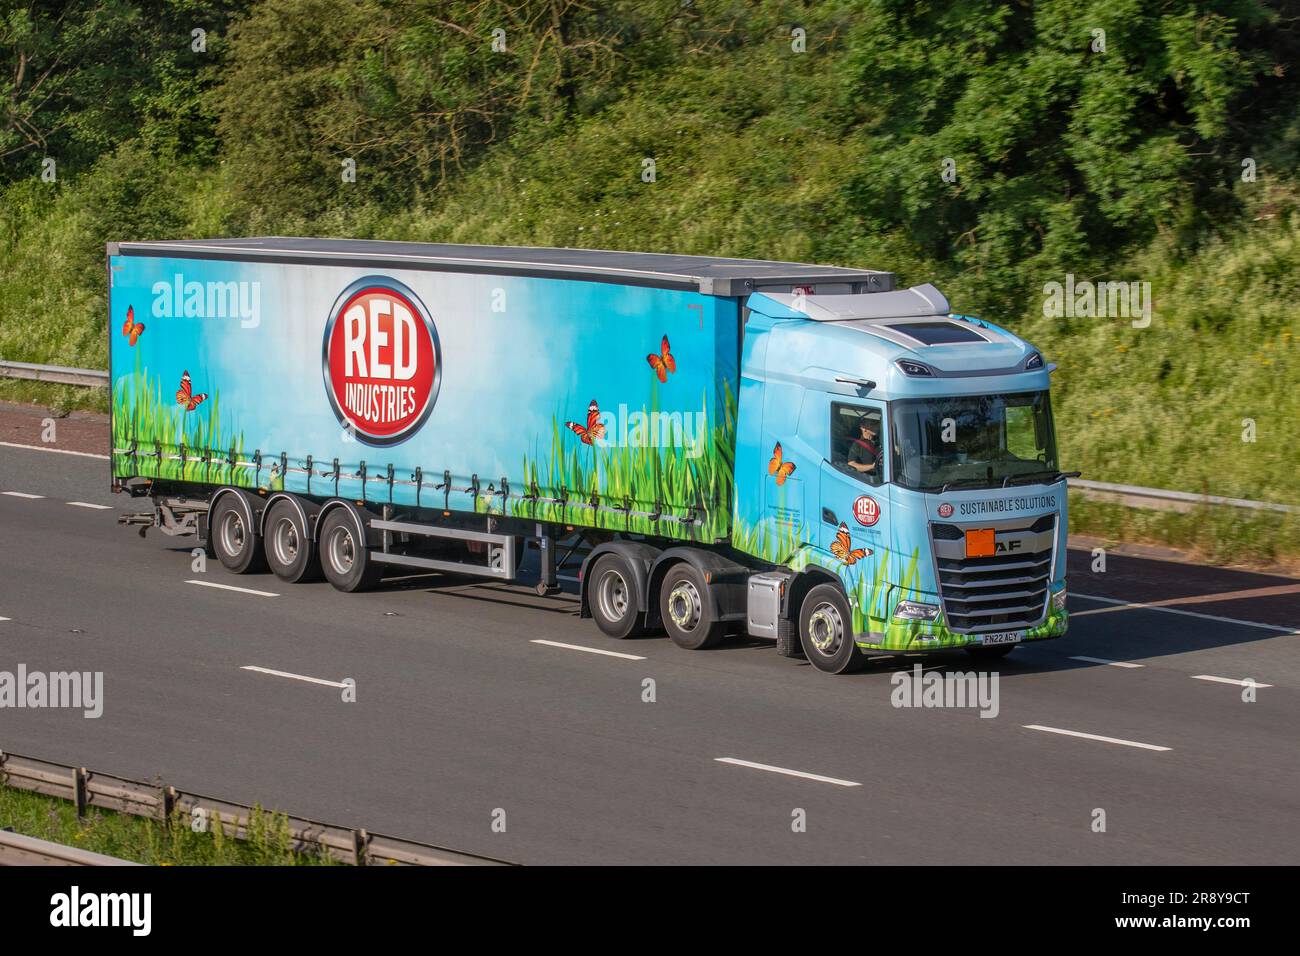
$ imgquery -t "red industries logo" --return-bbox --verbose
[322,277,441,445]
[853,494,880,527]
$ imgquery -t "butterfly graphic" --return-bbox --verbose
[564,399,606,445]
[175,370,208,411]
[646,334,676,383]
[121,305,145,346]
[830,523,871,565]
[767,442,796,485]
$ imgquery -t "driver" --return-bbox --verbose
[847,415,880,475]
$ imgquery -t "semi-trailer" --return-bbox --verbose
[108,238,1073,674]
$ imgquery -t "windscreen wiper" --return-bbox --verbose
[1002,469,1082,487]
[938,477,997,493]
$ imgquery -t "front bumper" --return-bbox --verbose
[853,604,1069,652]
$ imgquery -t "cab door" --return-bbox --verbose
[817,398,890,572]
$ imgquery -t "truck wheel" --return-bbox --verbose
[799,583,865,674]
[660,563,726,650]
[210,494,266,574]
[588,554,645,638]
[318,509,383,593]
[966,644,1015,660]
[264,500,322,584]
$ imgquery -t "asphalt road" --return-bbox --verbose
[1,436,1298,864]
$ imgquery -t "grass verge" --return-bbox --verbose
[0,786,338,866]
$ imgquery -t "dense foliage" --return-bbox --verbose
[2,0,1297,555]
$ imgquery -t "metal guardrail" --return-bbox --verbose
[0,360,108,388]
[0,751,513,866]
[0,829,140,866]
[1067,478,1300,515]
[5,359,1295,517]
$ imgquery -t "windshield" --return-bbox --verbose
[890,391,1058,492]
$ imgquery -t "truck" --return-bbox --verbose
[107,238,1073,674]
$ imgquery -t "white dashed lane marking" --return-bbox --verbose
[531,639,645,661]
[0,441,108,460]
[714,757,862,787]
[1069,655,1144,668]
[241,666,349,688]
[66,501,112,510]
[1023,724,1171,752]
[1,491,44,499]
[1073,591,1298,634]
[185,579,279,597]
[1191,675,1273,688]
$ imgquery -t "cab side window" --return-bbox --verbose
[831,402,884,486]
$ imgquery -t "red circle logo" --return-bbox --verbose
[853,495,880,526]
[937,502,954,518]
[323,278,440,445]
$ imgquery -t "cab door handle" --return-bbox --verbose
[822,508,839,526]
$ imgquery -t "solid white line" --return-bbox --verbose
[715,757,862,787]
[240,665,348,688]
[0,441,108,460]
[66,501,111,510]
[1072,591,1297,634]
[185,579,279,597]
[1023,724,1171,752]
[1191,675,1273,688]
[530,639,645,661]
[1069,655,1144,668]
[1,491,44,499]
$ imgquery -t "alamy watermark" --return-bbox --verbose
[0,665,103,718]
[891,663,999,718]
[1042,273,1151,328]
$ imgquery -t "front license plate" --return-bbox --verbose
[981,630,1024,646]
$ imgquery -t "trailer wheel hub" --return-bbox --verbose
[219,511,246,556]
[596,568,630,622]
[328,526,355,572]
[272,517,299,565]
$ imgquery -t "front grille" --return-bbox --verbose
[931,517,1055,633]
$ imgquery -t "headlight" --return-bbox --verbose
[894,600,940,622]
[1052,589,1067,611]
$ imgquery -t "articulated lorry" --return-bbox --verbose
[108,238,1073,674]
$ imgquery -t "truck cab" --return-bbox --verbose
[734,283,1071,673]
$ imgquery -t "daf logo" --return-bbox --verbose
[995,539,1023,554]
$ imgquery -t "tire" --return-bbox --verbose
[263,499,322,584]
[318,508,383,593]
[210,494,266,574]
[799,583,865,674]
[966,644,1016,660]
[588,554,645,639]
[659,562,726,650]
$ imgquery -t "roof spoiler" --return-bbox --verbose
[746,283,950,321]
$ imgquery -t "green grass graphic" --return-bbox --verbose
[111,359,254,486]
[489,382,736,543]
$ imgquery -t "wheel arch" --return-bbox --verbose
[314,498,377,547]
[785,565,846,624]
[578,540,660,620]
[647,547,749,628]
[206,486,263,545]
[259,491,318,537]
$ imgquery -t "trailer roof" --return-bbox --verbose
[110,237,895,297]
